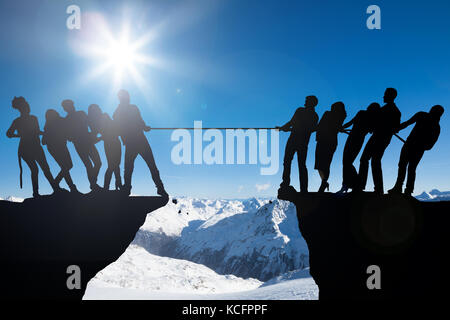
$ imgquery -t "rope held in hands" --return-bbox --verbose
[342,129,406,143]
[149,127,406,143]
[149,127,279,130]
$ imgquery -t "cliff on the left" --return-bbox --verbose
[0,192,168,300]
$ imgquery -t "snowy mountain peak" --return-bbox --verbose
[1,196,24,202]
[143,198,309,281]
[416,189,450,201]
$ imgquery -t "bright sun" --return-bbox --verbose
[109,40,136,71]
[80,20,158,90]
[106,35,138,80]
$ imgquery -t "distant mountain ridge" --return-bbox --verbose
[0,196,24,202]
[415,189,450,201]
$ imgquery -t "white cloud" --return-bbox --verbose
[237,185,244,193]
[255,183,270,192]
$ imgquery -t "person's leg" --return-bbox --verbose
[371,136,391,194]
[54,171,64,185]
[341,139,352,189]
[389,144,409,193]
[58,145,77,192]
[35,147,58,192]
[358,137,374,191]
[113,166,122,190]
[74,142,94,185]
[324,167,330,182]
[345,135,365,190]
[318,170,325,181]
[105,140,122,190]
[281,137,295,187]
[297,144,308,193]
[23,157,39,197]
[139,140,166,196]
[318,161,331,193]
[123,146,138,195]
[63,170,77,192]
[47,147,64,186]
[104,168,113,190]
[405,148,425,195]
[322,143,336,184]
[371,156,383,194]
[61,147,77,192]
[88,144,102,189]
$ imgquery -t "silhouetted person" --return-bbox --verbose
[388,105,444,196]
[42,109,79,193]
[61,99,102,192]
[277,95,319,193]
[6,97,59,197]
[358,88,401,194]
[88,104,122,191]
[314,102,347,192]
[112,89,168,197]
[337,103,381,193]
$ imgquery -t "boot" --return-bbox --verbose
[122,184,132,196]
[336,185,349,194]
[157,186,168,198]
[388,185,402,194]
[404,188,413,196]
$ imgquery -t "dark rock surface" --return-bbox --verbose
[0,192,168,300]
[279,188,450,300]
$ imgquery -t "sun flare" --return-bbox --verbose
[77,18,159,91]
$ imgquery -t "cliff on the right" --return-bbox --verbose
[279,188,450,300]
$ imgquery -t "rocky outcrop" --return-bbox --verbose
[279,188,450,300]
[0,192,168,300]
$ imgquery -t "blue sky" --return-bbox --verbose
[1,0,449,198]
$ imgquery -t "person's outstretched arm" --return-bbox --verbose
[276,109,299,131]
[276,120,292,132]
[398,112,420,131]
[342,113,357,130]
[132,105,151,132]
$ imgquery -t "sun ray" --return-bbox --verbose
[77,18,161,91]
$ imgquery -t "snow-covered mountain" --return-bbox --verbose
[169,200,308,281]
[86,196,316,299]
[88,245,262,294]
[132,197,309,281]
[415,189,450,201]
[0,196,24,202]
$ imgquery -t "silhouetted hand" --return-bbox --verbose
[144,126,151,132]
